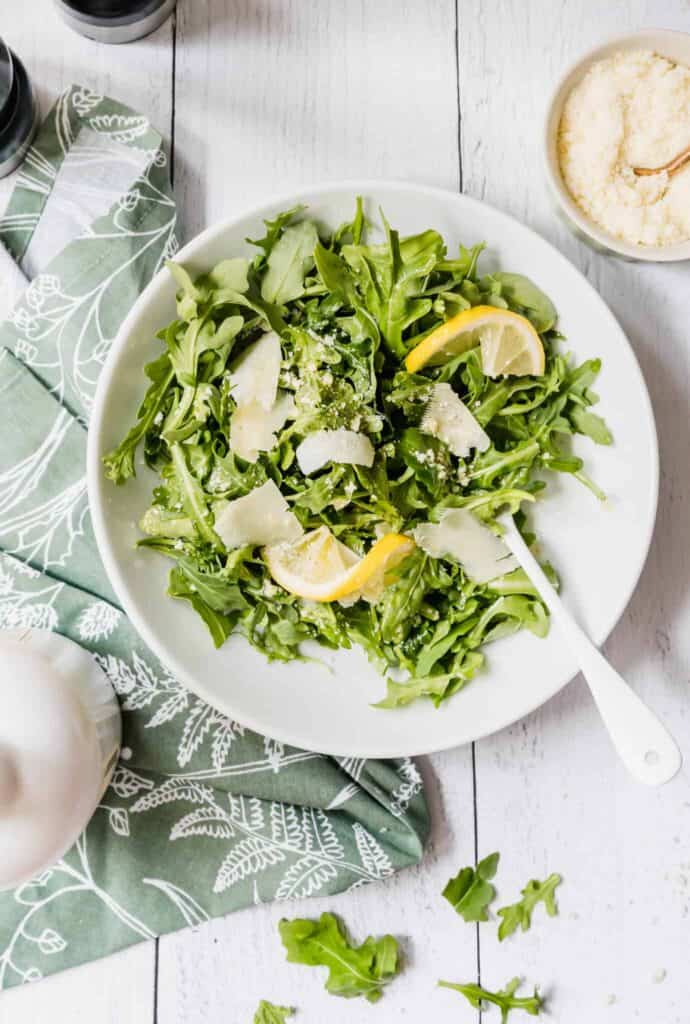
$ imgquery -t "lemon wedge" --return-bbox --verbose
[263,526,415,603]
[404,306,545,378]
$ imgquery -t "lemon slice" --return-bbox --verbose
[263,526,415,603]
[404,306,545,378]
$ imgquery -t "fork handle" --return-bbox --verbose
[499,516,682,786]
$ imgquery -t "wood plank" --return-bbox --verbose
[0,945,155,1024]
[458,2,690,1020]
[156,753,479,1023]
[0,1,173,1019]
[173,0,461,232]
[4,2,173,147]
[161,2,477,1020]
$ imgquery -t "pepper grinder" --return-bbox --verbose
[0,630,121,891]
[54,0,177,44]
[0,40,40,179]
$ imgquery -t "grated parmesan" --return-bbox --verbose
[558,50,690,246]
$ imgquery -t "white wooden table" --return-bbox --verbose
[2,2,690,1021]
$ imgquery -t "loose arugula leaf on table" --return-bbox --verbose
[497,873,562,941]
[278,912,401,1002]
[253,1000,295,1024]
[439,977,543,1022]
[442,851,500,922]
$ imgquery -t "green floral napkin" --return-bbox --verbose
[0,87,429,990]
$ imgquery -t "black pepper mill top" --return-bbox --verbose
[54,0,177,44]
[0,41,40,180]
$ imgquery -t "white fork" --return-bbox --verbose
[498,514,682,786]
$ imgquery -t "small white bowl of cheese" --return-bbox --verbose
[544,29,690,262]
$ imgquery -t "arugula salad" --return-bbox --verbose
[104,199,611,709]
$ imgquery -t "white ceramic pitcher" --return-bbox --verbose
[0,630,121,891]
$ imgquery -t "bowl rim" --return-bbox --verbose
[543,27,690,263]
[87,178,660,757]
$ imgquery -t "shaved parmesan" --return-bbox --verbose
[230,391,295,463]
[229,331,282,410]
[296,429,375,476]
[421,383,490,458]
[214,480,303,549]
[413,508,517,583]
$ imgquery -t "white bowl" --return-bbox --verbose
[544,29,690,262]
[88,181,658,758]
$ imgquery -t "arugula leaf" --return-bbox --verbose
[332,195,366,246]
[467,596,549,646]
[374,673,455,708]
[569,406,613,445]
[165,260,200,299]
[247,206,305,266]
[314,241,360,307]
[313,241,380,344]
[491,272,557,333]
[140,506,195,540]
[442,851,500,922]
[262,220,320,305]
[487,565,559,597]
[436,241,485,279]
[166,260,202,319]
[378,548,428,644]
[341,220,444,356]
[103,353,174,484]
[278,912,400,1003]
[398,428,453,500]
[497,873,562,941]
[253,1000,295,1024]
[566,356,602,396]
[208,258,250,293]
[163,317,210,387]
[204,281,285,335]
[384,369,434,419]
[208,448,267,498]
[169,443,222,549]
[168,567,237,648]
[439,977,543,1022]
[174,558,249,614]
